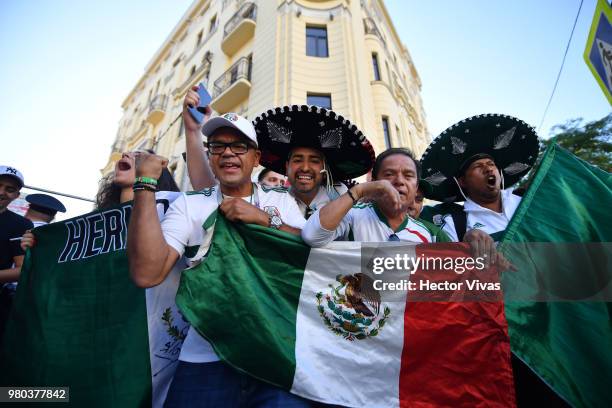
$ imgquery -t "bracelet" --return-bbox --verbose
[134,176,158,186]
[133,183,157,192]
[347,189,357,203]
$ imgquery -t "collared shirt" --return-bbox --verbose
[302,202,450,247]
[291,184,348,219]
[160,185,306,364]
[440,188,522,242]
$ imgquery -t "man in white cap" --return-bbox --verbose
[0,165,33,283]
[127,113,309,407]
[0,165,33,343]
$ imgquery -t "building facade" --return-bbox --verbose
[102,0,429,188]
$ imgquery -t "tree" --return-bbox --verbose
[541,114,612,172]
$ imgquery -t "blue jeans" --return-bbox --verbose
[164,361,313,408]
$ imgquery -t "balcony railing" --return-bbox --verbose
[363,18,383,43]
[146,94,168,125]
[211,56,252,112]
[224,2,257,38]
[213,57,251,98]
[222,2,257,55]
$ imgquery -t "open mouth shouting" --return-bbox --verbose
[485,174,498,188]
[117,159,132,172]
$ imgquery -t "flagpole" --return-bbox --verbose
[23,185,95,203]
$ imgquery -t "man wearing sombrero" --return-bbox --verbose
[253,105,375,219]
[302,147,451,245]
[420,114,573,405]
[420,114,539,247]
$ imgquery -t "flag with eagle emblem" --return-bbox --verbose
[176,214,515,408]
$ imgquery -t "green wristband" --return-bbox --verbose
[134,176,158,186]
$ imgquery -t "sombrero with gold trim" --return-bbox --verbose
[420,114,539,202]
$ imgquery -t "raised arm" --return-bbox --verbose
[127,154,180,288]
[183,86,216,190]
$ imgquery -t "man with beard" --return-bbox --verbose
[302,148,450,245]
[127,112,309,407]
[253,105,375,219]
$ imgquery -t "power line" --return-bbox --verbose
[537,0,584,135]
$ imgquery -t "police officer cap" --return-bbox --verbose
[26,194,66,215]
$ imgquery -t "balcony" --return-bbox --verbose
[146,94,168,125]
[363,18,384,43]
[211,56,252,113]
[221,2,257,56]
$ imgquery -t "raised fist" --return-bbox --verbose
[135,152,168,180]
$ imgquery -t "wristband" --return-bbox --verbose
[135,176,158,186]
[347,189,357,203]
[133,183,157,192]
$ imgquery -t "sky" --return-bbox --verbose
[1,0,610,220]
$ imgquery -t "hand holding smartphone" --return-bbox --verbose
[188,83,213,124]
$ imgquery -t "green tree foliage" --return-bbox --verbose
[542,113,612,172]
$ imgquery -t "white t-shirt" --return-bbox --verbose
[440,189,522,242]
[291,184,348,217]
[160,184,306,363]
[302,202,440,247]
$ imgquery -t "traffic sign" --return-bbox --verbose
[584,0,612,104]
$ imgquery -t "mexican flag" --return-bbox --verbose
[177,214,515,407]
[0,201,189,407]
[500,144,612,407]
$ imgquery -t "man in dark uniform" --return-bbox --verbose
[0,165,33,341]
[24,193,66,227]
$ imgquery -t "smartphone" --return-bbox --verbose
[188,83,213,123]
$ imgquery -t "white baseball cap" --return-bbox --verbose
[202,112,258,147]
[0,165,24,188]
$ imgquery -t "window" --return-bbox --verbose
[395,125,401,141]
[372,53,381,81]
[382,117,391,149]
[196,30,203,46]
[209,15,218,34]
[307,93,332,109]
[306,26,329,57]
[190,65,196,76]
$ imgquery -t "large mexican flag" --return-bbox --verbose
[0,201,189,407]
[499,144,612,407]
[177,214,515,407]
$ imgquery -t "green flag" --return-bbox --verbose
[500,144,612,407]
[1,199,188,407]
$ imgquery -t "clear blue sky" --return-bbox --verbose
[1,0,609,219]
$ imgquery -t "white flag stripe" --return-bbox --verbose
[146,263,189,408]
[291,242,416,408]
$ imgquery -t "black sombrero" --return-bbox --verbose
[253,105,375,180]
[420,114,539,202]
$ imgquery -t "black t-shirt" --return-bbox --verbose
[0,210,33,270]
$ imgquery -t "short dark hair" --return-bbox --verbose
[258,168,272,182]
[372,147,420,180]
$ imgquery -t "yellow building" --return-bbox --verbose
[102,0,429,188]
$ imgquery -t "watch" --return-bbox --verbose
[269,214,283,229]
